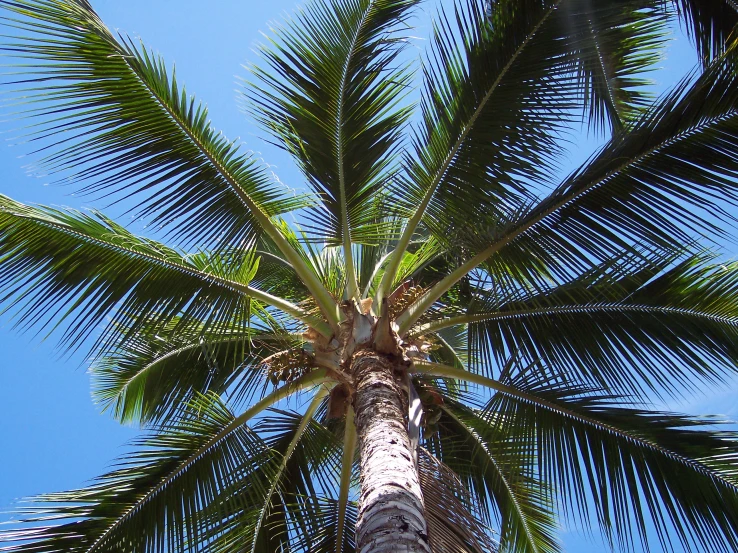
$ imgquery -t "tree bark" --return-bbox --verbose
[351,350,432,553]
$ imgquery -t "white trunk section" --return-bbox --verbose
[352,351,432,553]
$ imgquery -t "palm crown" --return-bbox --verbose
[2,0,738,552]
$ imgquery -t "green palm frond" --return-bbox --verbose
[508,47,738,273]
[490,372,738,552]
[358,230,444,302]
[0,0,303,249]
[274,222,350,300]
[248,0,418,299]
[281,496,358,553]
[397,41,738,333]
[426,394,559,553]
[377,0,565,305]
[91,322,303,425]
[671,0,738,65]
[417,360,738,553]
[0,0,343,330]
[252,238,311,303]
[0,196,329,351]
[200,395,342,553]
[377,0,667,304]
[559,0,667,133]
[429,324,470,370]
[0,374,331,553]
[247,395,334,553]
[0,393,278,553]
[335,407,358,553]
[420,248,738,399]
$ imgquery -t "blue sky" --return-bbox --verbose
[0,1,735,552]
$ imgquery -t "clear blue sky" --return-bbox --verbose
[0,2,734,552]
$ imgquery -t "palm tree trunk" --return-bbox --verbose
[351,350,431,553]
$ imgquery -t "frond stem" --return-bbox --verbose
[587,16,623,131]
[335,406,357,553]
[362,248,394,299]
[335,1,376,303]
[411,303,738,337]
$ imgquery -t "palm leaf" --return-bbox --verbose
[558,0,667,133]
[671,0,738,65]
[378,0,666,304]
[424,392,559,553]
[0,393,276,553]
[0,0,342,330]
[0,196,328,353]
[0,371,330,553]
[0,0,302,248]
[201,394,343,553]
[91,323,303,425]
[491,372,738,552]
[516,49,738,270]
[415,360,738,552]
[248,0,418,299]
[251,237,312,303]
[397,42,738,332]
[335,407,358,553]
[418,248,738,399]
[281,496,358,553]
[419,449,500,553]
[246,392,332,553]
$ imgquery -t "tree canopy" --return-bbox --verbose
[1,0,738,552]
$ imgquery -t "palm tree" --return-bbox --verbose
[3,0,738,551]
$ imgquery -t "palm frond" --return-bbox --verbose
[416,360,738,552]
[378,0,666,304]
[335,407,358,553]
[0,393,278,553]
[425,393,560,553]
[0,196,328,353]
[429,324,470,370]
[419,449,500,553]
[377,0,565,305]
[0,0,342,331]
[0,0,302,248]
[283,496,358,553]
[201,395,343,553]
[398,42,738,332]
[670,0,738,65]
[245,391,331,553]
[558,0,667,133]
[359,232,442,301]
[91,322,302,425]
[513,47,738,271]
[420,248,738,399]
[272,222,352,302]
[252,238,311,304]
[248,0,418,299]
[0,368,332,553]
[491,371,738,552]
